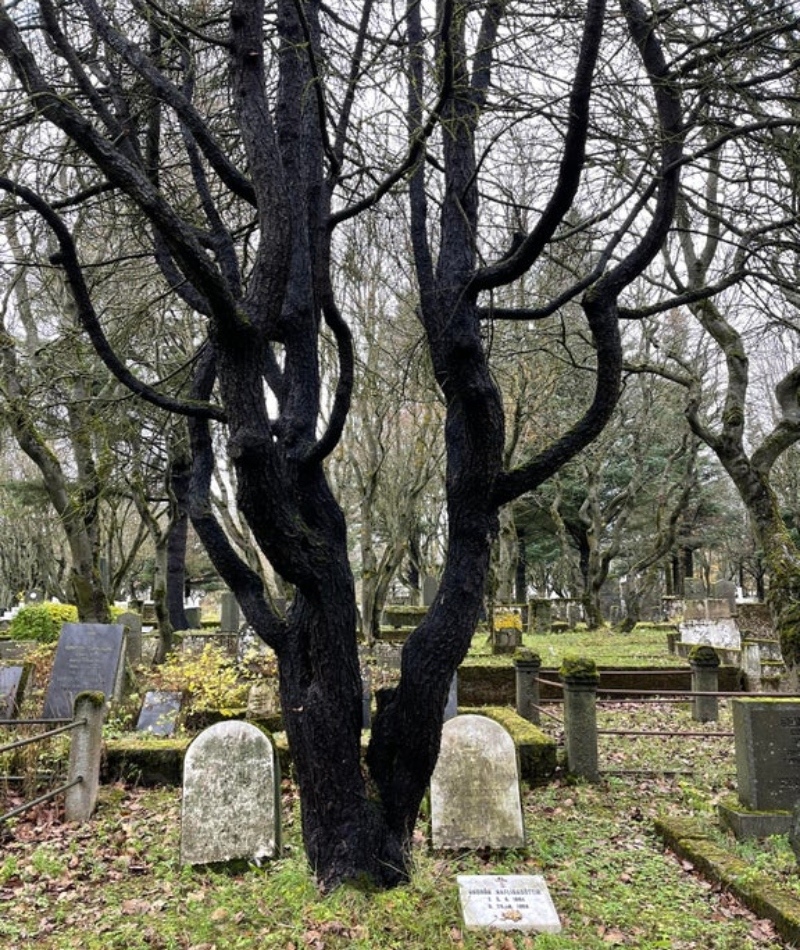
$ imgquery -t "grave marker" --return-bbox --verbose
[457,875,561,933]
[118,611,143,665]
[181,720,280,866]
[136,690,182,736]
[430,714,524,850]
[220,592,240,633]
[42,624,126,720]
[0,665,27,718]
[733,698,800,810]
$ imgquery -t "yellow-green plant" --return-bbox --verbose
[8,603,78,642]
[492,610,523,632]
[154,644,247,716]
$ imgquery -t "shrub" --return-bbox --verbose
[8,603,79,642]
[153,644,247,716]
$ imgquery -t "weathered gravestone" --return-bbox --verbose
[430,714,524,850]
[181,720,280,866]
[118,611,143,666]
[136,690,182,736]
[184,606,202,629]
[0,665,28,718]
[713,580,737,614]
[457,874,561,933]
[42,624,126,720]
[733,698,800,810]
[720,698,800,838]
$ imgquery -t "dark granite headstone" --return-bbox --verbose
[42,624,126,719]
[0,665,27,718]
[220,592,240,633]
[136,689,182,736]
[184,606,202,629]
[733,698,800,810]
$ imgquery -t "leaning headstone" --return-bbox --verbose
[430,714,524,850]
[136,690,182,736]
[458,875,561,933]
[42,624,126,720]
[181,720,280,866]
[0,665,28,718]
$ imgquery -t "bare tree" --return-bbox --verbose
[0,0,757,888]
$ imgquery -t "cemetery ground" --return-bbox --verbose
[1,627,799,948]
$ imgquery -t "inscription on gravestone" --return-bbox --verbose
[42,624,126,720]
[431,714,524,850]
[136,690,182,736]
[181,720,280,866]
[457,875,561,933]
[0,665,27,718]
[733,698,800,810]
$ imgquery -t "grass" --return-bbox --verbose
[1,624,793,948]
[0,698,794,949]
[466,623,683,668]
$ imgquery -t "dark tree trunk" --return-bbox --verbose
[515,529,528,605]
[0,0,684,893]
[166,451,191,631]
[166,513,189,630]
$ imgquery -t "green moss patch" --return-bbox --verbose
[654,815,800,946]
[469,706,557,785]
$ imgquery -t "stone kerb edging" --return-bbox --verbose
[654,816,800,946]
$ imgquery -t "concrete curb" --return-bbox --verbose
[654,815,800,946]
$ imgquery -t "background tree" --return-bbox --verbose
[625,52,800,672]
[0,0,777,890]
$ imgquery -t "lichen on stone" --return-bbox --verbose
[559,654,599,684]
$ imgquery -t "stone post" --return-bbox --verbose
[561,656,599,783]
[515,649,542,725]
[689,644,720,722]
[65,692,106,822]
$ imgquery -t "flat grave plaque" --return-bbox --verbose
[136,690,182,736]
[42,624,126,720]
[0,665,27,718]
[457,875,561,933]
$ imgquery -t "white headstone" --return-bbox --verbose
[431,714,524,849]
[181,720,280,865]
[458,874,561,933]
